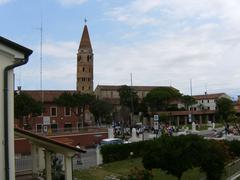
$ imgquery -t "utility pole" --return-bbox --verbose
[36,16,44,104]
[40,20,43,104]
[190,79,193,123]
[130,73,134,127]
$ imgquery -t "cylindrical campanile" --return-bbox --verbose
[77,24,94,93]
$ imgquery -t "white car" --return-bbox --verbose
[100,138,123,146]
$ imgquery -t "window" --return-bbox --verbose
[65,107,71,116]
[207,100,209,103]
[83,67,85,72]
[64,123,72,132]
[207,107,210,110]
[51,123,58,133]
[50,107,57,116]
[202,100,204,103]
[82,86,84,91]
[75,107,79,115]
[36,124,42,133]
[78,56,81,62]
[87,55,90,61]
[89,86,90,90]
[89,68,91,72]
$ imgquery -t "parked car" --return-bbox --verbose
[100,138,123,146]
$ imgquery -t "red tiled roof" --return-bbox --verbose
[22,90,76,103]
[95,85,177,91]
[14,127,86,153]
[193,93,226,100]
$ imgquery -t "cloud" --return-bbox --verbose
[56,0,88,6]
[0,0,10,5]
[94,22,240,95]
[42,40,78,60]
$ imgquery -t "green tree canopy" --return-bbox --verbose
[144,87,181,111]
[143,135,226,180]
[90,99,113,125]
[216,97,234,122]
[14,92,42,127]
[181,95,197,110]
[118,85,139,113]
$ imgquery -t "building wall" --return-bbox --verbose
[0,51,15,180]
[0,45,25,180]
[28,104,80,132]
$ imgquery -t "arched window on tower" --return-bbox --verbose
[87,55,90,62]
[78,55,81,62]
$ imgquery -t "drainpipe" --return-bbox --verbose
[4,56,30,180]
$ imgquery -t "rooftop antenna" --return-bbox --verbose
[205,83,208,95]
[36,15,44,104]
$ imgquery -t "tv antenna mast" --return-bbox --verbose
[36,16,44,103]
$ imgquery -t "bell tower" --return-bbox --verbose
[77,24,93,93]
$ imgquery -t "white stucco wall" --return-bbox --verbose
[0,44,25,180]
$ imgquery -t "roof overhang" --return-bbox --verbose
[15,128,86,156]
[0,36,32,59]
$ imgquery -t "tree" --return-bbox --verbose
[118,85,139,112]
[144,87,181,112]
[14,92,42,128]
[55,92,96,127]
[181,95,197,110]
[143,135,227,180]
[216,97,234,122]
[118,85,139,126]
[90,99,113,125]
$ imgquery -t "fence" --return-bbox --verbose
[15,155,32,173]
[225,158,240,180]
[30,125,109,136]
[15,148,97,173]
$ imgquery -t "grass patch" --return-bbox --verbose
[73,158,204,180]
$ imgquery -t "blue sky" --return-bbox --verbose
[2,0,240,98]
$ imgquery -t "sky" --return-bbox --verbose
[1,0,240,98]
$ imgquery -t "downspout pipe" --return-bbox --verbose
[4,56,30,180]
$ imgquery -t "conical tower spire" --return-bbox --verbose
[79,24,92,50]
[77,23,94,94]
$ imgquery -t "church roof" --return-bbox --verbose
[95,85,178,92]
[193,93,227,100]
[79,25,92,50]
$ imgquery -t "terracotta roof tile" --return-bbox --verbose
[95,85,177,91]
[193,93,226,100]
[22,90,76,103]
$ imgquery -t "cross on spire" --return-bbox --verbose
[84,18,87,24]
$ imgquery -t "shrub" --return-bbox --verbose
[100,140,154,163]
[121,167,153,180]
[200,140,226,180]
[226,140,240,157]
[142,135,227,180]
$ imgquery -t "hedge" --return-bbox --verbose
[100,139,155,163]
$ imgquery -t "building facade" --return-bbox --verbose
[0,36,32,180]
